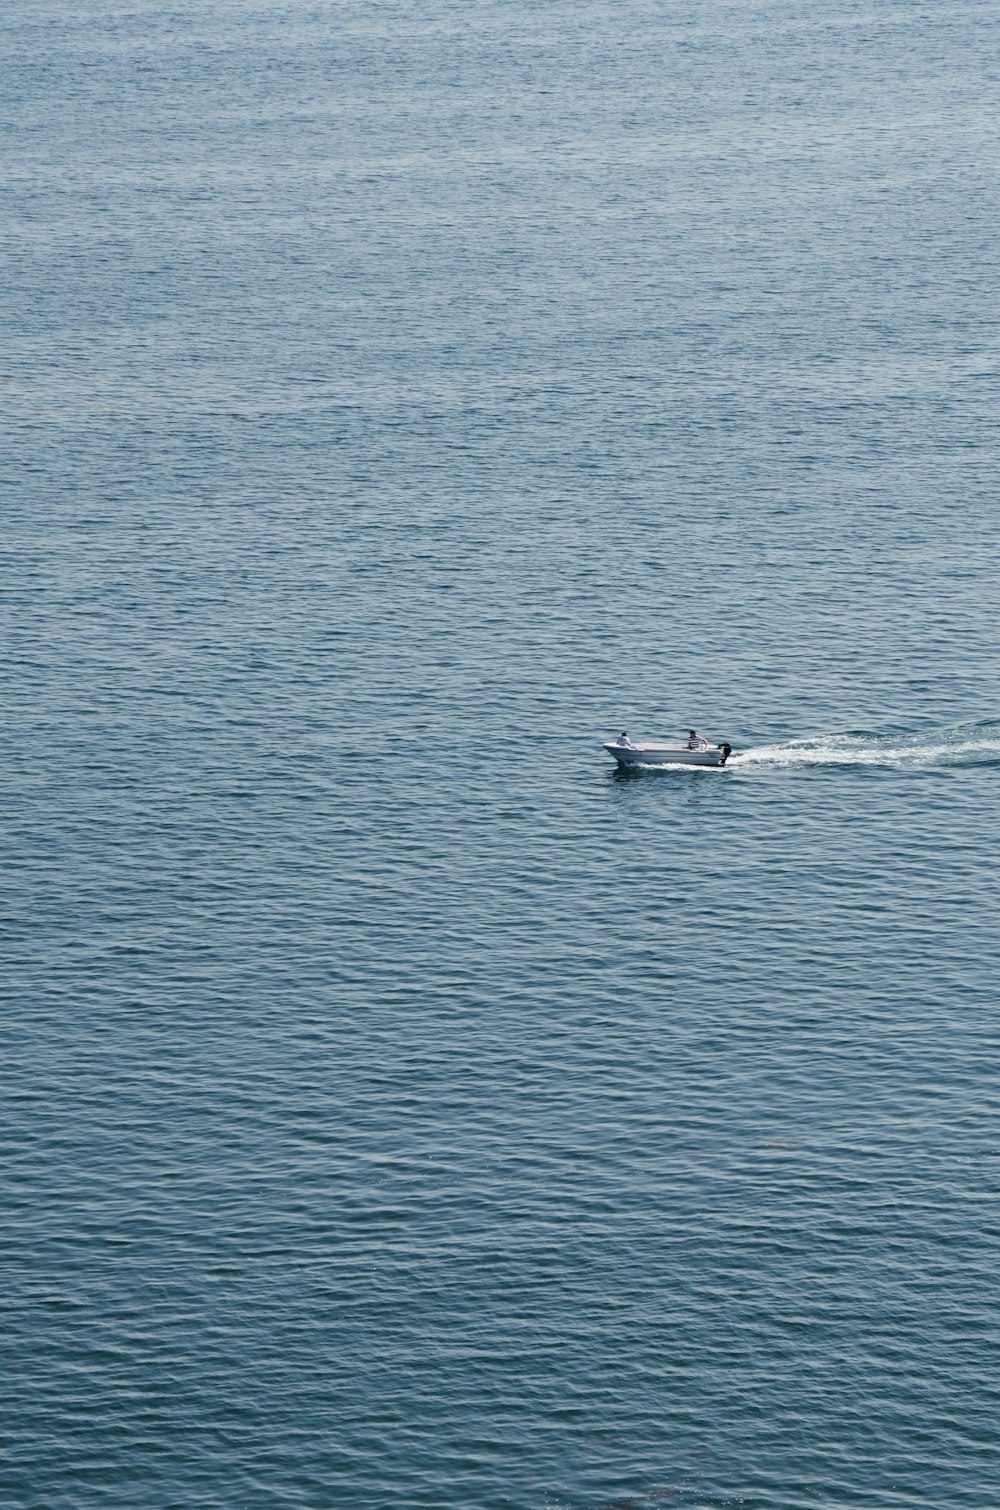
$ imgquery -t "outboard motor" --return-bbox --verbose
[720,743,732,764]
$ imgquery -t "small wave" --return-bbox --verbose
[729,721,1000,771]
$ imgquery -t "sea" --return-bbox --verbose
[3,1,999,1506]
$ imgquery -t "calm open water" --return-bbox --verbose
[3,1,1000,1506]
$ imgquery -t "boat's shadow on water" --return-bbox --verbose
[607,762,730,781]
[605,764,731,794]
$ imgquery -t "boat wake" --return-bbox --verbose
[729,721,1000,771]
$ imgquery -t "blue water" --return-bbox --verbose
[3,1,1000,1506]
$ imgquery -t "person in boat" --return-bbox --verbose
[616,732,634,748]
[687,729,708,750]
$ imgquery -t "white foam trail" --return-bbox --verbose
[729,725,1000,771]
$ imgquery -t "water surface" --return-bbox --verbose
[3,1,999,1505]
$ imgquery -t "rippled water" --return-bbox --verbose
[3,0,1000,1506]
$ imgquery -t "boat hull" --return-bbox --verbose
[604,742,732,767]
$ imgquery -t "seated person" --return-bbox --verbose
[616,731,634,747]
[687,729,708,750]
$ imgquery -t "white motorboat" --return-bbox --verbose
[604,738,732,768]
